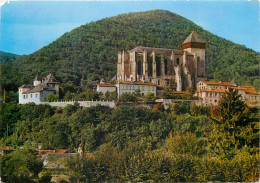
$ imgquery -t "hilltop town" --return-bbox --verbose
[18,31,259,108]
[1,11,259,183]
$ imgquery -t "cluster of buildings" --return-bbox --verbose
[19,73,59,105]
[18,31,259,107]
[195,81,259,106]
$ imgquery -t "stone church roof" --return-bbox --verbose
[183,31,206,44]
[129,46,193,56]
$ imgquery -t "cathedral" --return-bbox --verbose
[116,31,207,91]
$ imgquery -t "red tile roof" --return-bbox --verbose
[245,89,260,95]
[157,85,165,89]
[233,86,260,95]
[98,84,116,87]
[38,149,68,156]
[201,81,236,86]
[240,85,255,89]
[119,81,156,86]
[203,89,229,93]
[0,146,15,151]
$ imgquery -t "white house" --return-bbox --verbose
[18,73,59,104]
[97,84,117,94]
[116,81,157,98]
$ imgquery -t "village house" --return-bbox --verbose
[116,81,157,98]
[18,73,59,104]
[196,81,237,96]
[196,81,260,106]
[96,78,117,94]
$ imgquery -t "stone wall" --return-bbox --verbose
[155,99,202,109]
[41,100,116,108]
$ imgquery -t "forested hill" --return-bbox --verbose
[0,51,20,63]
[1,10,259,91]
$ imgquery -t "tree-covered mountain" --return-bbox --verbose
[0,51,20,63]
[1,10,259,91]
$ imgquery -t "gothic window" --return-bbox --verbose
[156,56,161,76]
[138,61,142,75]
[137,54,143,75]
[177,58,180,65]
[164,58,168,75]
[148,56,153,77]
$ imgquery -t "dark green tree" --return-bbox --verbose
[209,88,257,158]
[66,154,93,183]
[144,92,156,104]
[0,148,43,183]
[46,94,59,102]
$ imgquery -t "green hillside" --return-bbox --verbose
[0,51,20,63]
[1,10,259,91]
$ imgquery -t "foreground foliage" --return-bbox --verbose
[0,89,259,182]
[0,148,49,183]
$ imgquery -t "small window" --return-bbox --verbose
[23,95,26,99]
[215,99,217,102]
[30,94,33,98]
[36,94,38,98]
[177,58,179,65]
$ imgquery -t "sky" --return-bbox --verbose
[0,0,259,55]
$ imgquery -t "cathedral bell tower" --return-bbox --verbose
[182,31,206,80]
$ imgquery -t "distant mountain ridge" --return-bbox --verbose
[1,10,259,91]
[0,51,20,63]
